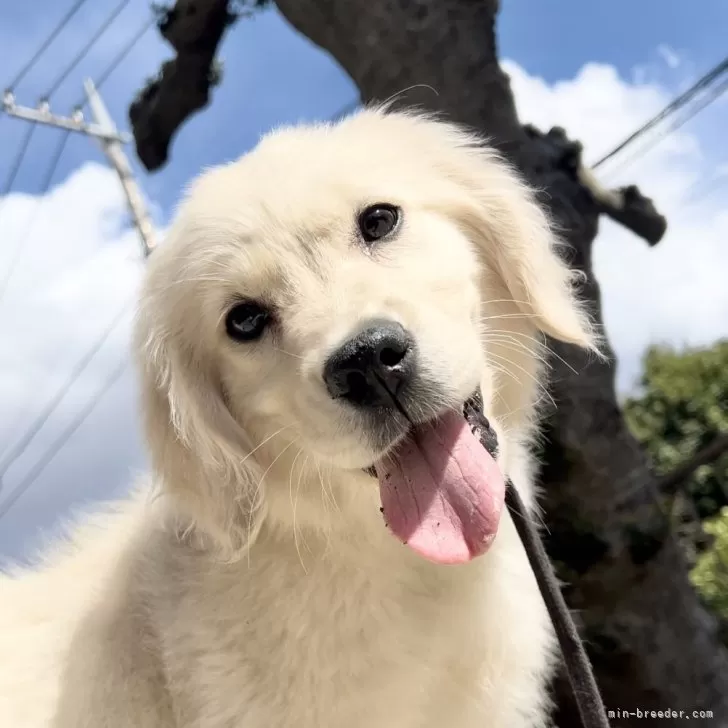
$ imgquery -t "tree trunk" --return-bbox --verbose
[128,0,728,723]
[271,0,728,723]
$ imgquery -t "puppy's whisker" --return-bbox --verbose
[478,312,542,322]
[487,351,540,393]
[482,334,551,370]
[479,298,545,307]
[486,327,579,375]
[484,330,547,356]
[487,351,556,408]
[314,460,332,540]
[482,329,548,359]
[323,462,339,514]
[317,459,339,517]
[164,275,231,287]
[246,438,298,568]
[288,449,308,572]
[374,373,414,425]
[486,332,578,380]
[239,425,292,469]
[273,346,305,361]
[380,83,440,110]
[296,456,313,556]
[486,359,525,389]
[484,327,551,351]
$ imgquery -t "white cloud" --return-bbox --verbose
[0,163,147,563]
[504,59,728,393]
[2,55,727,560]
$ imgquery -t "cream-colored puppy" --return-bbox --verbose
[0,109,594,728]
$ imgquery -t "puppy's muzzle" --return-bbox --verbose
[323,319,415,409]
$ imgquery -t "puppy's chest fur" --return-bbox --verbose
[148,513,554,728]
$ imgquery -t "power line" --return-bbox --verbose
[0,299,133,482]
[0,31,155,509]
[0,122,37,200]
[42,0,132,101]
[592,54,728,170]
[0,130,71,304]
[602,75,728,179]
[69,11,158,112]
[687,166,728,206]
[0,75,155,498]
[0,357,128,520]
[1,2,150,299]
[94,13,157,93]
[0,0,134,246]
[4,0,92,92]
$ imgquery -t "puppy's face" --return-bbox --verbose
[212,165,485,471]
[137,110,594,548]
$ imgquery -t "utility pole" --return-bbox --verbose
[2,80,156,258]
[0,81,156,499]
[83,79,155,257]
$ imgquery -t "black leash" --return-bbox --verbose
[465,404,610,728]
[504,479,610,728]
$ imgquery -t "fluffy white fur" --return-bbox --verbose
[0,109,595,728]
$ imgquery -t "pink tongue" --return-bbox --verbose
[374,410,505,565]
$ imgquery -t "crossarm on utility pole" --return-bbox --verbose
[2,91,130,144]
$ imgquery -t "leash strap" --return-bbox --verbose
[464,399,609,728]
[504,479,610,728]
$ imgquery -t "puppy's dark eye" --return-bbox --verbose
[225,301,270,342]
[358,204,400,243]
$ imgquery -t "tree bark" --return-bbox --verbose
[267,1,728,723]
[129,0,728,724]
[658,432,728,496]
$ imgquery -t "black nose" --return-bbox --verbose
[323,320,415,408]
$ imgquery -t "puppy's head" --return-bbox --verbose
[135,109,595,558]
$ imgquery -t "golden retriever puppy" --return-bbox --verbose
[0,108,595,728]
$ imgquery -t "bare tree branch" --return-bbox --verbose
[659,433,728,496]
[523,124,667,245]
[128,0,667,248]
[129,0,234,170]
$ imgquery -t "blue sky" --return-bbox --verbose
[3,0,727,213]
[500,0,728,82]
[1,0,727,562]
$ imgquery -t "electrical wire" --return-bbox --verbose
[95,13,157,92]
[71,12,158,111]
[4,0,92,92]
[0,2,150,508]
[0,357,128,520]
[597,75,728,179]
[0,129,71,304]
[0,122,37,200]
[592,55,728,170]
[0,296,133,482]
[42,0,132,101]
[2,1,145,304]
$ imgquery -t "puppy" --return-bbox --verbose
[0,108,595,728]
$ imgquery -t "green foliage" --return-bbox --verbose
[623,341,728,520]
[625,342,728,627]
[691,507,728,622]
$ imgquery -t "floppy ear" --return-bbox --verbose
[134,274,266,560]
[440,132,597,351]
